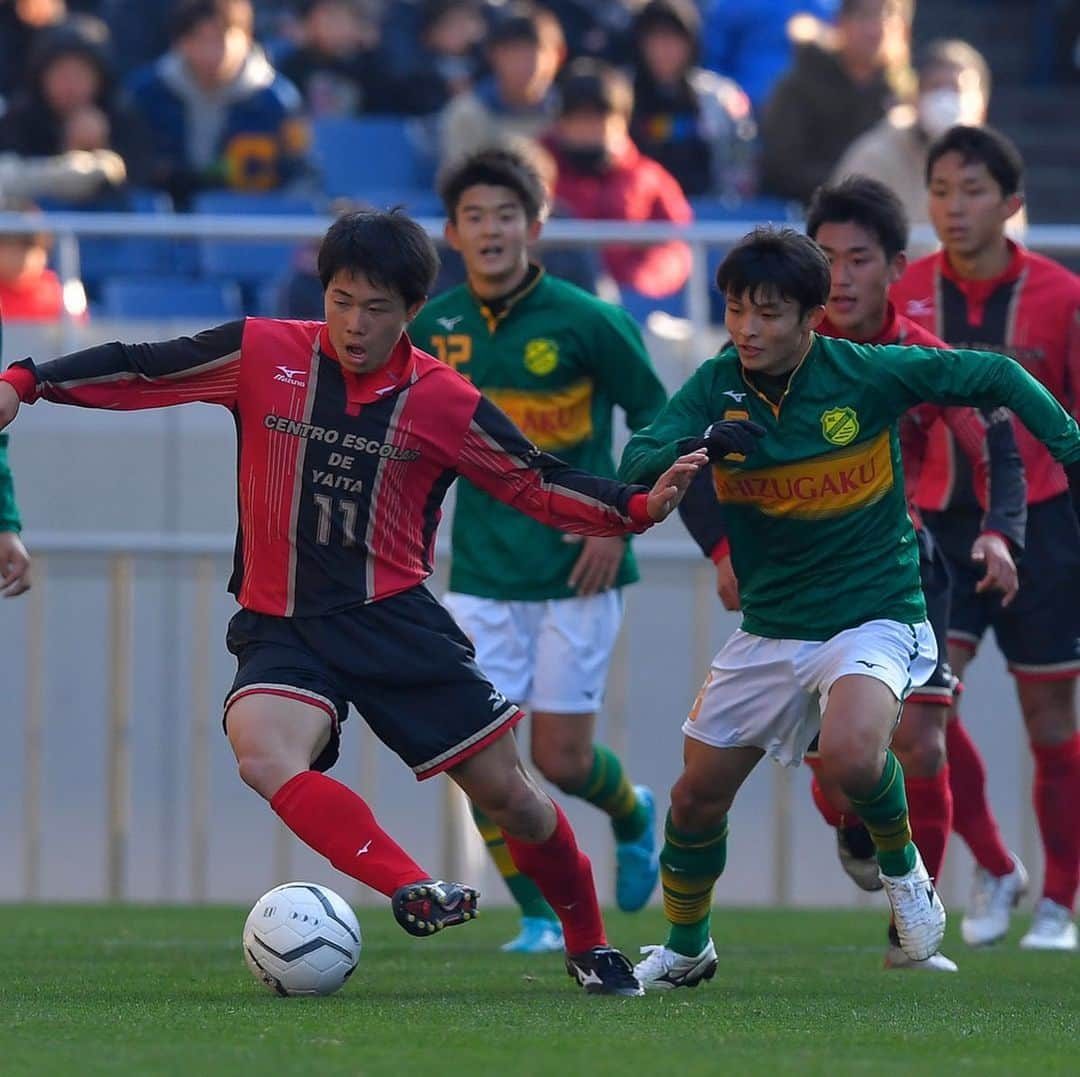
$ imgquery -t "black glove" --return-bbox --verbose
[683,419,766,462]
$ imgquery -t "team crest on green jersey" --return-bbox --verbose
[821,406,860,446]
[524,338,559,375]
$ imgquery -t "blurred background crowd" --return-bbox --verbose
[0,0,1074,324]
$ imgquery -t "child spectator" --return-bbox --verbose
[630,0,757,201]
[277,0,394,117]
[128,0,309,204]
[392,0,489,116]
[545,58,692,299]
[760,0,913,205]
[0,207,83,321]
[439,3,565,165]
[0,16,151,188]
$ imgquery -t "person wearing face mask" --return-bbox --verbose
[831,39,1024,243]
[544,58,693,300]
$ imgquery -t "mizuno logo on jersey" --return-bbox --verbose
[436,315,464,331]
[904,297,934,317]
[723,390,747,402]
[711,430,894,519]
[274,365,306,387]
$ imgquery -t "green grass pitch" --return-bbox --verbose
[5,904,1078,1075]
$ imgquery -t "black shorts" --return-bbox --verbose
[223,586,523,779]
[923,493,1080,680]
[906,524,959,706]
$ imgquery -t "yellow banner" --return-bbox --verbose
[486,380,594,451]
[712,430,895,518]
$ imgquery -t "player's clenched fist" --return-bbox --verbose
[0,381,21,431]
[646,450,709,521]
[684,419,766,462]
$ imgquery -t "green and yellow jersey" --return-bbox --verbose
[620,335,1080,641]
[411,268,668,600]
[0,433,20,533]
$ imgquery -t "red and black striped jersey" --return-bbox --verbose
[3,318,654,616]
[893,241,1080,509]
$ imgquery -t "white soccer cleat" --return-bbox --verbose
[878,848,946,961]
[884,946,958,972]
[961,855,1029,947]
[1019,899,1078,952]
[634,940,718,991]
[836,826,884,892]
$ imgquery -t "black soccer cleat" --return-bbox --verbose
[392,880,479,938]
[566,946,644,997]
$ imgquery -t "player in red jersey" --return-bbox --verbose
[0,209,708,995]
[893,125,1080,951]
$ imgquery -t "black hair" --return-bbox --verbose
[438,144,548,222]
[925,124,1023,196]
[317,209,439,307]
[488,3,564,51]
[715,227,831,314]
[805,175,909,259]
[557,57,633,119]
[168,0,252,43]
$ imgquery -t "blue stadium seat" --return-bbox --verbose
[689,195,799,222]
[40,190,179,289]
[192,190,325,286]
[619,286,687,324]
[99,277,244,319]
[311,116,434,200]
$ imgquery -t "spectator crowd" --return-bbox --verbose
[0,0,1066,321]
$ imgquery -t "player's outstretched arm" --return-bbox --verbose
[878,343,1080,470]
[456,396,706,535]
[0,321,246,415]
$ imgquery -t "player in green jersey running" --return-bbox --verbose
[411,146,669,954]
[617,226,1080,989]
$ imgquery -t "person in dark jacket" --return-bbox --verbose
[759,0,914,205]
[0,15,151,187]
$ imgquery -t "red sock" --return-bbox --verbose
[270,771,428,898]
[806,758,852,829]
[905,767,953,881]
[945,716,1014,877]
[502,801,606,954]
[1032,733,1080,910]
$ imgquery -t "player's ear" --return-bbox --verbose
[526,216,543,244]
[1004,191,1024,222]
[444,217,461,253]
[406,298,426,322]
[805,305,827,331]
[888,250,908,285]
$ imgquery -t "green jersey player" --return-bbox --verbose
[617,226,1080,988]
[411,146,669,953]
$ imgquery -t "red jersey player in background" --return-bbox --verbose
[0,209,708,996]
[893,125,1080,951]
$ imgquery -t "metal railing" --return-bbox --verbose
[2,208,1079,353]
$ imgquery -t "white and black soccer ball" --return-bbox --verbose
[243,882,361,997]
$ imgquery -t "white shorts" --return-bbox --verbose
[443,590,624,713]
[684,619,938,767]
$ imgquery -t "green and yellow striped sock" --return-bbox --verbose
[568,744,647,843]
[848,750,917,877]
[661,811,728,957]
[472,804,558,922]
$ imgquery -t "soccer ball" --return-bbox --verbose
[243,882,361,997]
